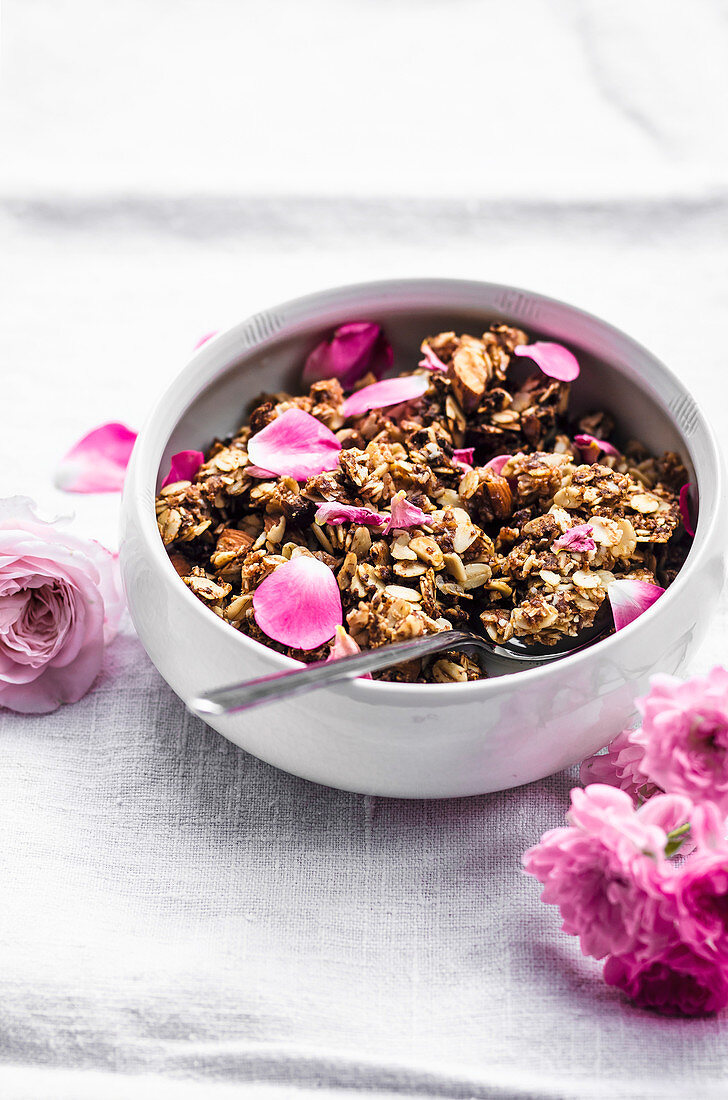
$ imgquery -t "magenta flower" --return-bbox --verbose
[552,523,596,554]
[574,433,620,464]
[314,501,387,528]
[523,786,680,960]
[604,944,728,1017]
[580,727,659,804]
[513,341,580,382]
[55,422,138,494]
[339,375,430,418]
[607,578,665,632]
[161,450,205,488]
[637,668,728,814]
[247,408,342,481]
[671,850,728,962]
[252,555,342,650]
[566,785,680,861]
[0,498,122,714]
[302,322,393,387]
[523,828,656,960]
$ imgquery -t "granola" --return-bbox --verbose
[156,324,691,682]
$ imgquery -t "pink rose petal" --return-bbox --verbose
[194,331,218,349]
[514,342,580,382]
[453,448,475,468]
[246,464,278,479]
[161,450,205,488]
[679,483,697,538]
[326,624,372,678]
[383,491,428,534]
[552,523,596,554]
[314,502,387,528]
[608,578,665,632]
[253,555,342,650]
[340,375,430,418]
[247,407,342,481]
[302,322,393,387]
[55,422,138,494]
[574,433,620,464]
[485,454,513,475]
[418,345,448,372]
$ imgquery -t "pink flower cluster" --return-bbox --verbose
[525,668,728,1017]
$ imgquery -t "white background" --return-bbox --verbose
[1,2,728,1097]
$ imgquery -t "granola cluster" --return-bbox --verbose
[155,324,690,682]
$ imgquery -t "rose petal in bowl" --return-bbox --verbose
[485,454,513,475]
[302,322,392,386]
[340,375,430,418]
[514,342,580,382]
[326,624,372,678]
[552,523,596,553]
[574,433,620,464]
[252,555,343,650]
[453,448,475,468]
[248,407,342,480]
[383,491,428,533]
[679,483,697,537]
[162,450,205,488]
[608,578,665,632]
[246,464,279,479]
[418,345,448,372]
[55,422,138,494]
[315,502,387,527]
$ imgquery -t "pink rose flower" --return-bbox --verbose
[604,944,728,1017]
[671,849,728,962]
[523,786,683,960]
[0,498,122,714]
[579,727,660,805]
[637,668,728,814]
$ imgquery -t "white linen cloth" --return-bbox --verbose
[2,1,728,1096]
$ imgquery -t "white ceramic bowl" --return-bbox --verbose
[120,279,725,797]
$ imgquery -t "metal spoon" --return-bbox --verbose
[189,624,606,717]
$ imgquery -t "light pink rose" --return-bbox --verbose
[671,849,728,963]
[0,498,122,714]
[637,668,728,813]
[604,943,728,1017]
[523,786,689,961]
[579,726,661,804]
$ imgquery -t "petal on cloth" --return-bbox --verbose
[55,423,138,493]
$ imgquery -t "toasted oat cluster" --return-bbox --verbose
[155,324,689,683]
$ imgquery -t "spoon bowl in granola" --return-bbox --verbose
[119,279,724,797]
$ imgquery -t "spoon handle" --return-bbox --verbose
[189,630,478,717]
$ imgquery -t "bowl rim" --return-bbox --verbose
[122,276,724,703]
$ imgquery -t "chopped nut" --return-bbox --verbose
[408,535,444,569]
[385,584,423,602]
[449,338,492,411]
[443,552,467,585]
[393,560,428,579]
